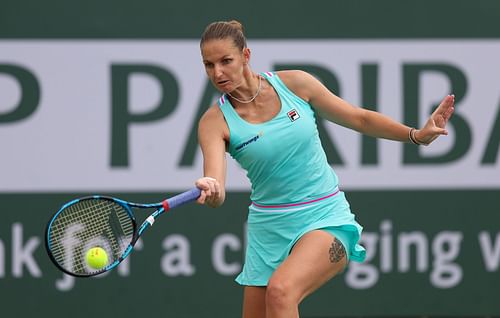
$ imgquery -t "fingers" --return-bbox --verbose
[443,95,455,119]
[434,94,455,119]
[438,128,448,136]
[196,191,207,204]
[429,94,455,132]
[417,94,455,145]
[195,177,221,205]
[430,127,447,139]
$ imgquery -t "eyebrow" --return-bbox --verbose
[203,54,232,64]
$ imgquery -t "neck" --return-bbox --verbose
[227,73,262,104]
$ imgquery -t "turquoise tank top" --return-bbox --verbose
[218,71,338,204]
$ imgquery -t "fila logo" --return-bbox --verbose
[287,109,300,122]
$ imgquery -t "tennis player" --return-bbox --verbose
[194,20,454,318]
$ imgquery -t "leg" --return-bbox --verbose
[242,286,266,318]
[265,230,347,318]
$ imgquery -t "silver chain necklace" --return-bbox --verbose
[227,75,262,104]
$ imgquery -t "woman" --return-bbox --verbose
[194,20,454,318]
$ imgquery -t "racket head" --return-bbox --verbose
[45,196,138,277]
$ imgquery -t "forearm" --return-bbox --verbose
[356,109,412,142]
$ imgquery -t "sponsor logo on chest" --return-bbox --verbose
[287,109,300,122]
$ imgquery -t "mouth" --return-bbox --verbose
[217,79,230,88]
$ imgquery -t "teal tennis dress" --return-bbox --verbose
[218,71,366,286]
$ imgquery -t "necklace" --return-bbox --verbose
[227,75,262,104]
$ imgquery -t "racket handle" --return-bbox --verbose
[165,187,201,210]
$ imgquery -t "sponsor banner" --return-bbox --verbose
[0,40,499,192]
[1,191,499,317]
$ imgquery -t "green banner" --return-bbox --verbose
[1,1,500,38]
[1,190,499,317]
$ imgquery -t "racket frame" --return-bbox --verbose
[45,188,200,277]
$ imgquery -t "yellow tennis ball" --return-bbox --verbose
[85,247,108,270]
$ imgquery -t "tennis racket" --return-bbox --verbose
[45,188,201,277]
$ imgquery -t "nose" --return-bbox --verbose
[214,64,223,78]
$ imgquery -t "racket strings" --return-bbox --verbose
[48,199,135,275]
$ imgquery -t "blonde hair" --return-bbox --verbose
[200,20,247,51]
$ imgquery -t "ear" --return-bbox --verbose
[243,47,251,65]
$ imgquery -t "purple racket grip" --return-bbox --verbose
[164,188,201,210]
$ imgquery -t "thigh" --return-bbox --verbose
[242,286,266,318]
[269,230,347,302]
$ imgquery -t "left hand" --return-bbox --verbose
[414,94,455,145]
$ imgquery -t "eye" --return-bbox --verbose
[222,58,232,65]
[204,62,214,68]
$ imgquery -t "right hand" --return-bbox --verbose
[195,177,222,207]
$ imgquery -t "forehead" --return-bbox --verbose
[201,38,240,60]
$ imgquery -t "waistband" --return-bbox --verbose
[251,186,340,211]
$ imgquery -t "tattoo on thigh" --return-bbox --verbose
[329,238,346,263]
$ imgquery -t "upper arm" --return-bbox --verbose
[198,105,228,190]
[277,70,368,131]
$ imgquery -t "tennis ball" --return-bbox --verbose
[85,247,108,270]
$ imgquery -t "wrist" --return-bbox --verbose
[408,128,428,146]
[408,128,419,145]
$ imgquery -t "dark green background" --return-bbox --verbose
[1,0,500,39]
[1,191,500,317]
[1,0,500,317]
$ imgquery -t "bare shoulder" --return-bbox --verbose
[275,69,313,84]
[200,103,222,122]
[275,70,318,101]
[199,103,229,140]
